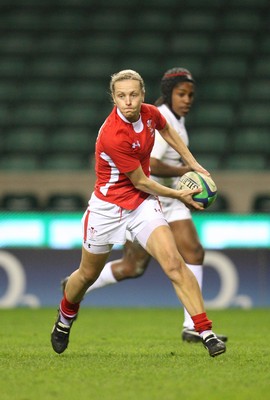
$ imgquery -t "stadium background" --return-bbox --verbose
[0,0,269,308]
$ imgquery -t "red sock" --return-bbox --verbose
[60,292,80,319]
[192,312,212,334]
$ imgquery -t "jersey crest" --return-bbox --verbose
[147,119,155,136]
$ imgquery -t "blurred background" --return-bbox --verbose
[0,0,269,308]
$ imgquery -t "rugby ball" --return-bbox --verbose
[176,171,217,209]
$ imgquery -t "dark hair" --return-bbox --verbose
[155,67,195,107]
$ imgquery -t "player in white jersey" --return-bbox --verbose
[62,67,227,343]
[52,69,226,357]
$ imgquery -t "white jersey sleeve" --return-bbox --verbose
[151,130,169,160]
[150,104,189,190]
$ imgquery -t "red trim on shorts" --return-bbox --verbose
[83,209,90,242]
[156,196,163,213]
[119,206,123,222]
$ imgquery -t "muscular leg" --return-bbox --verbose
[65,247,111,303]
[169,218,204,266]
[145,224,204,317]
[84,240,151,293]
[142,224,226,357]
[81,221,204,324]
[60,221,226,342]
[64,222,203,315]
[169,219,204,329]
[51,247,111,354]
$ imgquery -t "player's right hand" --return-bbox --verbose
[175,188,204,211]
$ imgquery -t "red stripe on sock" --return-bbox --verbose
[192,312,212,334]
[60,292,80,319]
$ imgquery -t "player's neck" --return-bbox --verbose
[165,103,181,120]
[117,107,141,124]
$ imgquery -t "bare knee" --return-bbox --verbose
[112,241,151,280]
[76,248,110,286]
[113,256,150,280]
[162,254,185,283]
[77,257,104,286]
[77,267,99,287]
[182,242,205,265]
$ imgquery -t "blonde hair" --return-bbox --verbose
[110,69,145,96]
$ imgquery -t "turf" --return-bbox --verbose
[0,308,269,400]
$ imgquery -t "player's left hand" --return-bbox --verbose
[189,161,210,176]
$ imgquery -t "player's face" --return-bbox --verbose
[171,82,195,117]
[113,79,145,122]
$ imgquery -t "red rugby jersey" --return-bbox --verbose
[94,103,166,210]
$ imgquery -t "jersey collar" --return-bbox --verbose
[117,108,143,133]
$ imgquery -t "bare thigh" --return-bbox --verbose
[169,219,204,265]
[145,225,185,281]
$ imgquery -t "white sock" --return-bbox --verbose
[86,261,117,293]
[183,263,203,330]
[59,307,76,326]
[200,330,213,339]
[59,312,73,326]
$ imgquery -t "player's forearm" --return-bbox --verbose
[133,175,203,210]
[159,124,196,167]
[126,167,203,210]
[135,176,179,198]
[126,167,179,198]
[159,124,209,175]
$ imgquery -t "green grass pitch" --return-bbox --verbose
[0,308,269,400]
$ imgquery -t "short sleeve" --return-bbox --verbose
[151,130,168,160]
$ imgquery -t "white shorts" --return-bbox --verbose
[82,193,168,253]
[126,197,191,243]
[160,197,191,223]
